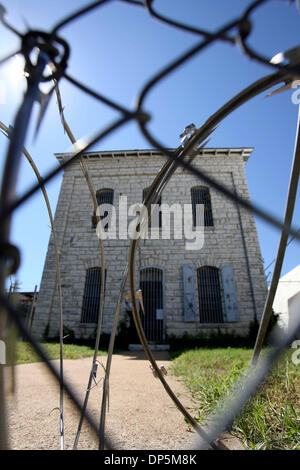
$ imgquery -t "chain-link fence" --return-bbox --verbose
[0,0,299,451]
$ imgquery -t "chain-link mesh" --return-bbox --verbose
[0,0,299,451]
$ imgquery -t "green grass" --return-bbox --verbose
[15,341,105,364]
[171,347,300,450]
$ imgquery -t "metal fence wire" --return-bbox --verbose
[0,0,300,451]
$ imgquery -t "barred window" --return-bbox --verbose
[92,188,114,229]
[191,186,213,227]
[143,187,162,228]
[197,266,223,323]
[80,268,104,323]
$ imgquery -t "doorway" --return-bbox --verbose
[139,267,165,342]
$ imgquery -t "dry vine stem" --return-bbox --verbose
[128,68,300,447]
[98,131,216,450]
[127,140,220,450]
[0,291,113,449]
[252,105,300,364]
[53,81,107,449]
[52,77,209,451]
[0,121,65,449]
[0,50,51,449]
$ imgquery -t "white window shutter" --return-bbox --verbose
[221,264,239,322]
[182,265,197,322]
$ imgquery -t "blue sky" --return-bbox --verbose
[0,0,299,291]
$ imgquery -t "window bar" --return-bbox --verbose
[86,271,90,323]
[149,268,151,341]
[197,267,223,323]
[140,267,164,341]
[148,269,150,340]
[149,268,155,341]
[157,269,159,342]
[151,268,154,341]
[192,187,213,227]
[94,189,114,229]
[87,272,91,322]
[156,268,159,341]
[156,268,157,340]
[81,268,102,323]
[94,270,99,321]
[209,268,214,322]
[160,269,163,341]
[210,269,214,322]
[95,269,101,322]
[155,268,157,340]
[88,270,93,322]
[90,270,95,322]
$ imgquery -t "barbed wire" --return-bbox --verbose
[0,0,299,451]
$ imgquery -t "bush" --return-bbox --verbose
[168,312,278,356]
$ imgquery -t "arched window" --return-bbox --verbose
[191,186,213,227]
[92,188,114,229]
[80,268,105,323]
[197,266,223,323]
[143,187,162,228]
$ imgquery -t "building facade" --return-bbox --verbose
[273,264,300,337]
[32,148,268,342]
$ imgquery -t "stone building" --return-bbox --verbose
[32,147,268,342]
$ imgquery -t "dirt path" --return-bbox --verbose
[5,351,244,450]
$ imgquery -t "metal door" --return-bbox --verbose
[139,267,164,341]
[197,266,223,323]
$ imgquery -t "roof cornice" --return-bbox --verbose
[55,147,254,164]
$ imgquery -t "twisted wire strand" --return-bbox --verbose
[1,1,299,241]
[237,0,300,75]
[0,114,135,224]
[144,0,235,43]
[1,74,299,244]
[136,71,300,242]
[51,0,111,35]
[63,73,134,116]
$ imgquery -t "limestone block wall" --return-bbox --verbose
[32,148,267,341]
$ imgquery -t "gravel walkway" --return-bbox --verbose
[5,351,244,450]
